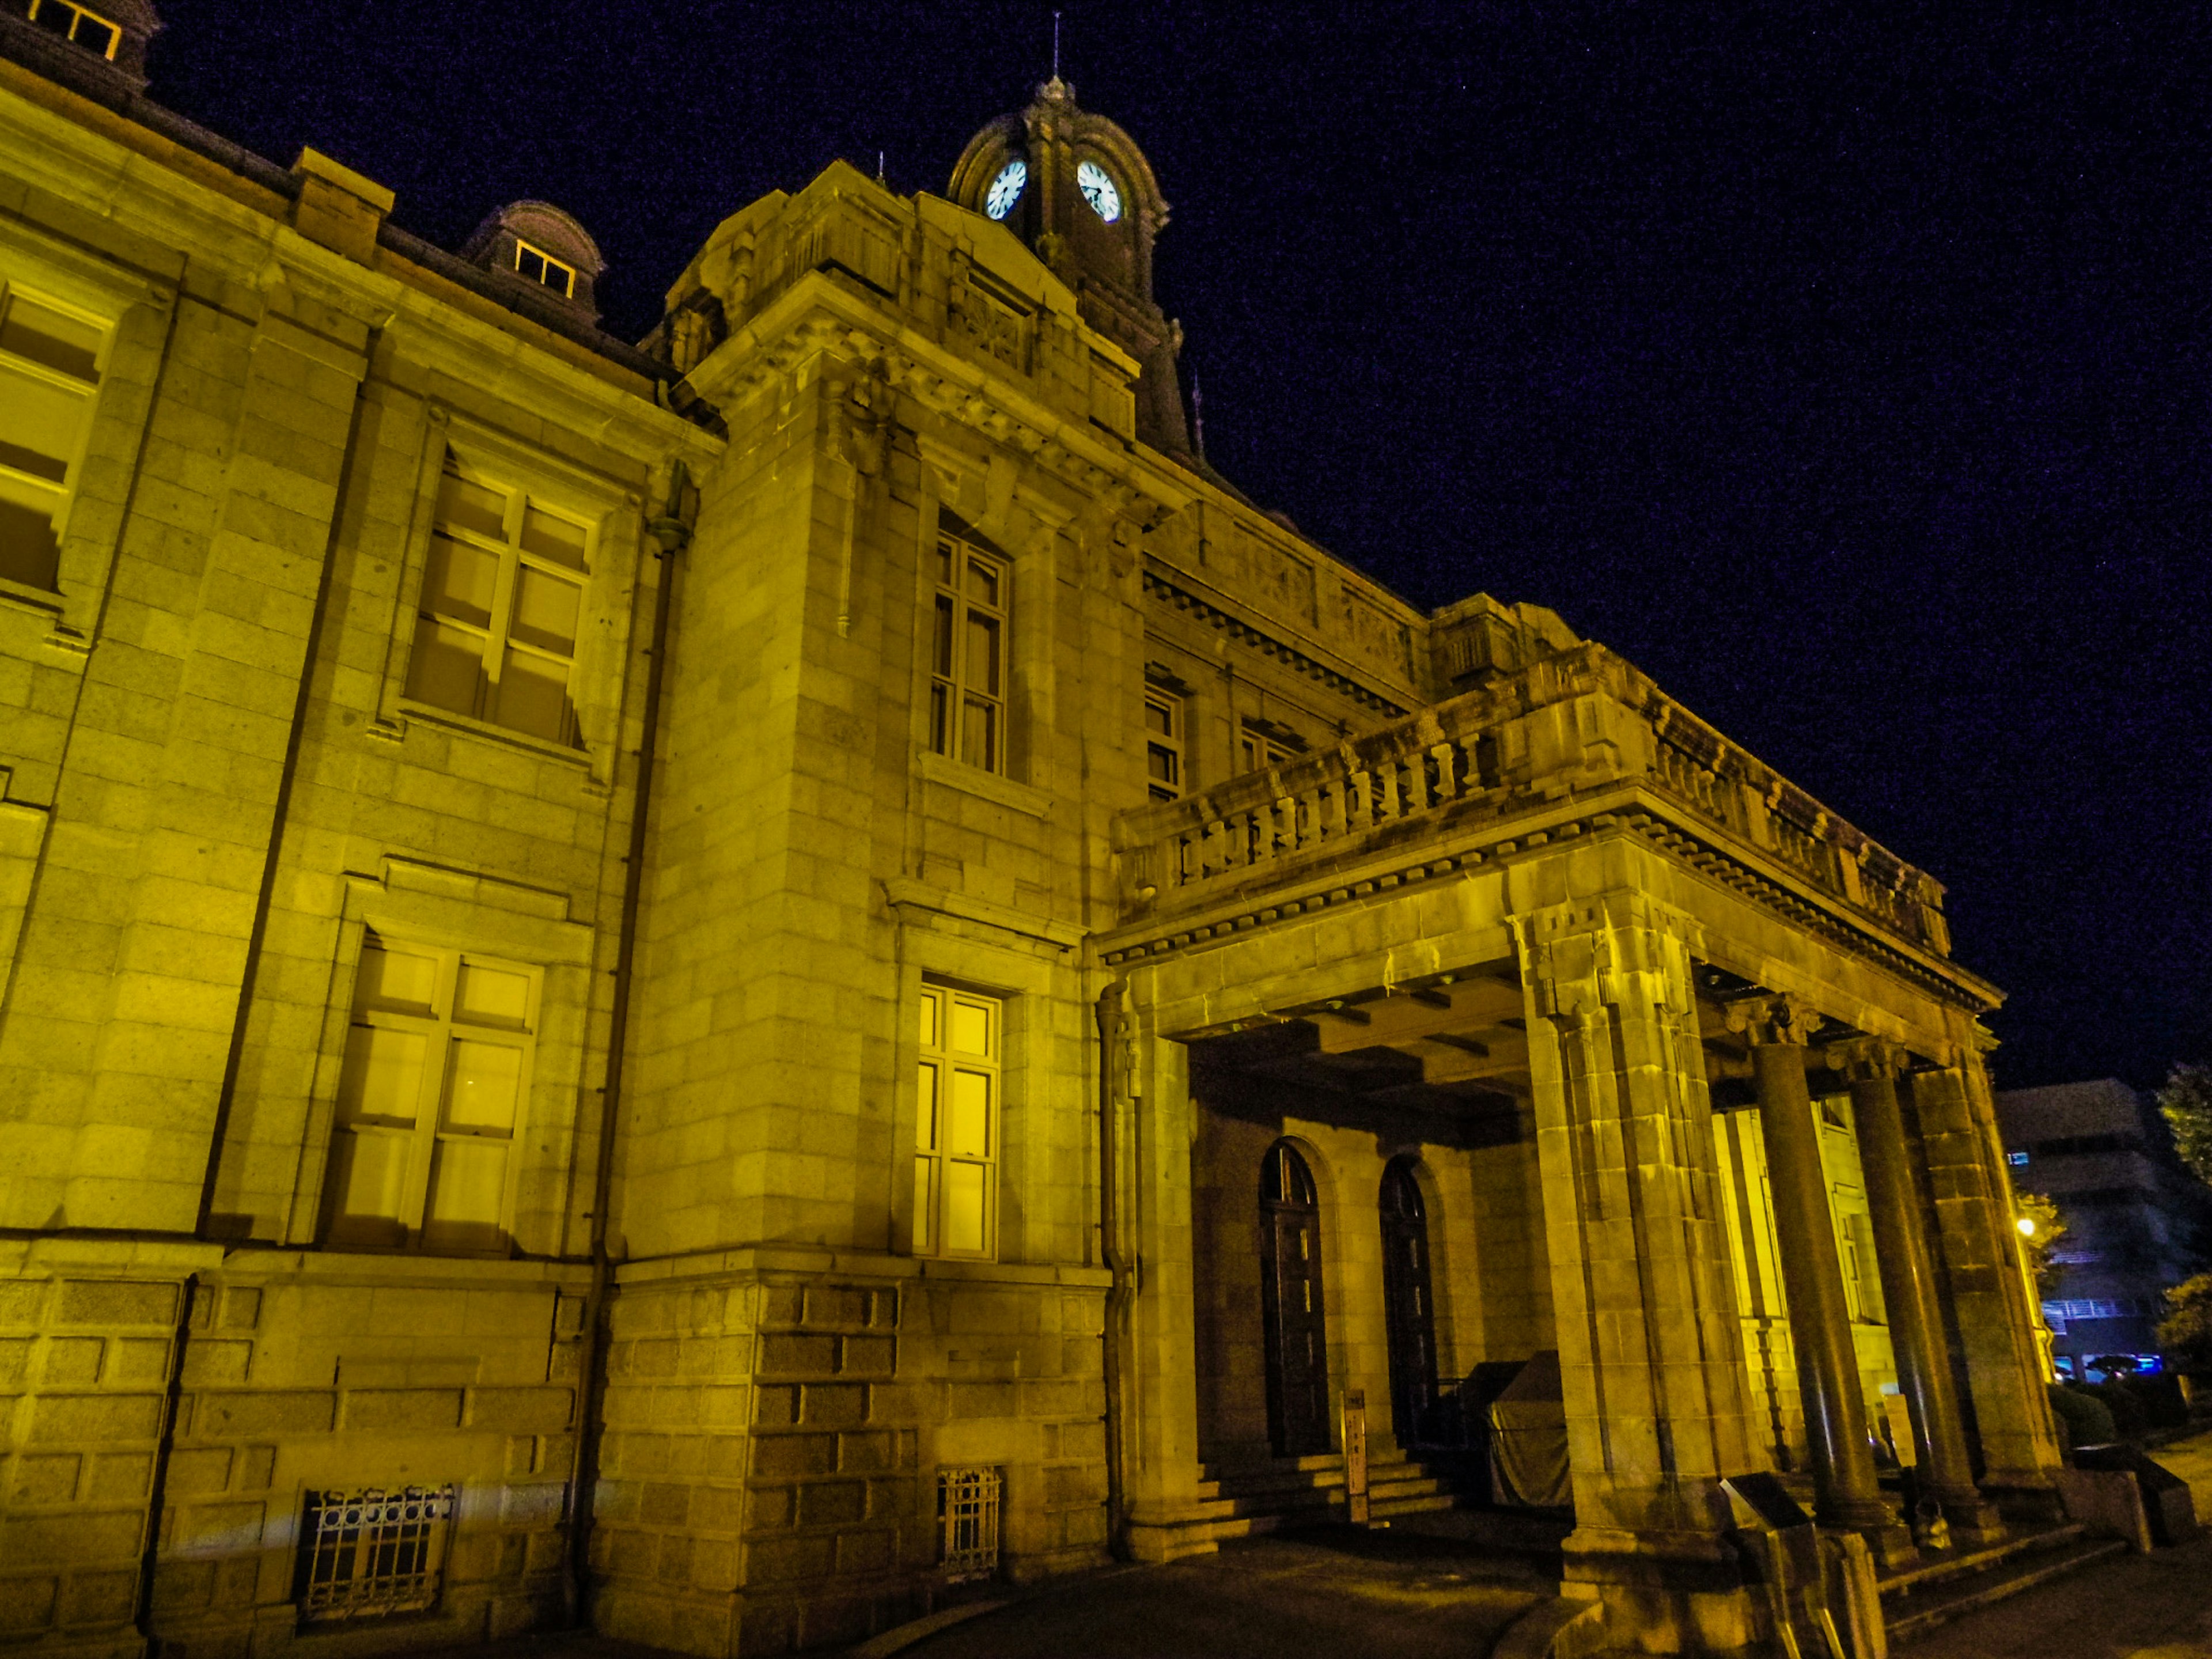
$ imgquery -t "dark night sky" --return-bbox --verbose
[149,2,2210,1090]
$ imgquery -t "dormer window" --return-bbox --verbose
[20,0,120,58]
[513,240,575,299]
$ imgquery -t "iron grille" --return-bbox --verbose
[937,1465,1002,1582]
[299,1486,456,1622]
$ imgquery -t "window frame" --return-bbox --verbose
[913,983,1001,1262]
[512,238,577,299]
[1238,720,1300,774]
[317,935,542,1256]
[1143,687,1185,801]
[927,528,1010,775]
[22,0,122,58]
[0,280,112,596]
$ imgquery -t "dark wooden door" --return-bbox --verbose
[1380,1158,1440,1446]
[1260,1142,1330,1456]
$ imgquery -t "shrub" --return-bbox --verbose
[2048,1382,2118,1450]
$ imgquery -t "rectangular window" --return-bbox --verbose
[914,984,999,1259]
[928,529,1007,773]
[405,452,591,745]
[1845,1211,1887,1323]
[1144,688,1184,801]
[513,240,575,298]
[1238,721,1298,774]
[22,0,121,57]
[320,936,538,1253]
[0,285,105,590]
[937,1466,1002,1582]
[298,1486,456,1623]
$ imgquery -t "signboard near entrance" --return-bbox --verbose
[1344,1387,1370,1525]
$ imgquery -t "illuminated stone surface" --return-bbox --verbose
[0,33,2062,1659]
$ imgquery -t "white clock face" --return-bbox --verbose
[985,158,1027,221]
[1078,160,1122,223]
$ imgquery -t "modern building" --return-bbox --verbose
[1995,1078,2210,1377]
[0,8,2063,1658]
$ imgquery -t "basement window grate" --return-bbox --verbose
[937,1465,1002,1581]
[298,1485,456,1622]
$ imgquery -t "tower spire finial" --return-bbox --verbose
[1052,10,1062,79]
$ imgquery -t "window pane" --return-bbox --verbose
[1145,698,1173,736]
[322,1130,412,1246]
[509,566,581,654]
[455,962,530,1028]
[421,533,499,626]
[950,998,990,1057]
[948,1069,990,1158]
[913,1156,933,1251]
[517,245,545,283]
[437,468,510,541]
[945,1161,987,1255]
[965,557,999,607]
[965,612,1000,694]
[919,988,939,1048]
[932,594,954,676]
[73,12,117,55]
[0,369,89,476]
[929,683,948,755]
[493,648,572,742]
[32,2,71,36]
[336,1025,426,1126]
[405,618,484,715]
[520,503,588,569]
[444,1039,521,1133]
[917,1060,939,1151]
[1148,743,1179,785]
[934,539,954,585]
[357,944,438,1013]
[0,489,61,590]
[959,696,996,770]
[422,1138,510,1251]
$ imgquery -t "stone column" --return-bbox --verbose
[1517,891,1766,1653]
[1830,1040,2005,1546]
[1908,1047,2065,1506]
[1732,998,1910,1560]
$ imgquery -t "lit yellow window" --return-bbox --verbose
[320,936,539,1254]
[1144,688,1183,801]
[929,532,1009,772]
[405,452,592,745]
[0,285,106,591]
[513,239,576,299]
[23,0,121,58]
[915,984,999,1259]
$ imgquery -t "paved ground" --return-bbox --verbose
[897,1512,1566,1659]
[1908,1425,2212,1659]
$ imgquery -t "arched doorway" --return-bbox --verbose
[1260,1141,1330,1456]
[1380,1157,1440,1446]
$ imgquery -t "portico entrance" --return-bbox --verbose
[1260,1141,1330,1456]
[1379,1157,1441,1447]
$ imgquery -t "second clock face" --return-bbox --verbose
[986,158,1028,220]
[1077,160,1122,223]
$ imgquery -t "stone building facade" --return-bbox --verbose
[0,10,2062,1658]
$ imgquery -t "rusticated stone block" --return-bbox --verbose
[87,1452,151,1501]
[59,1280,177,1327]
[747,1535,834,1583]
[237,1445,275,1489]
[800,1481,865,1527]
[948,1380,1015,1419]
[174,1501,263,1555]
[748,1485,796,1532]
[183,1339,251,1384]
[343,1389,461,1430]
[759,1333,835,1374]
[41,1338,101,1383]
[0,1338,28,1382]
[0,1283,43,1327]
[689,1483,744,1532]
[166,1447,233,1494]
[1,1507,143,1563]
[802,1383,866,1426]
[29,1392,161,1443]
[752,1433,836,1479]
[836,1528,893,1573]
[756,1385,799,1425]
[760,1287,805,1327]
[61,1570,136,1624]
[838,1431,893,1474]
[12,1455,79,1503]
[805,1287,868,1328]
[0,1575,59,1631]
[1020,1378,1081,1416]
[196,1389,335,1436]
[641,1482,690,1525]
[838,1335,893,1374]
[469,1386,575,1431]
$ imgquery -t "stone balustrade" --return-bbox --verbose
[1112,642,1950,955]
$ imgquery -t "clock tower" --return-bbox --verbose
[950,79,1194,454]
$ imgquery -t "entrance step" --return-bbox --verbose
[1880,1521,2128,1643]
[1186,1450,1461,1543]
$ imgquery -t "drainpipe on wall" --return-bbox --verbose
[564,460,692,1623]
[1094,980,1133,1556]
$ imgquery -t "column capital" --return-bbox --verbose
[1724,993,1818,1048]
[1825,1036,1908,1081]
